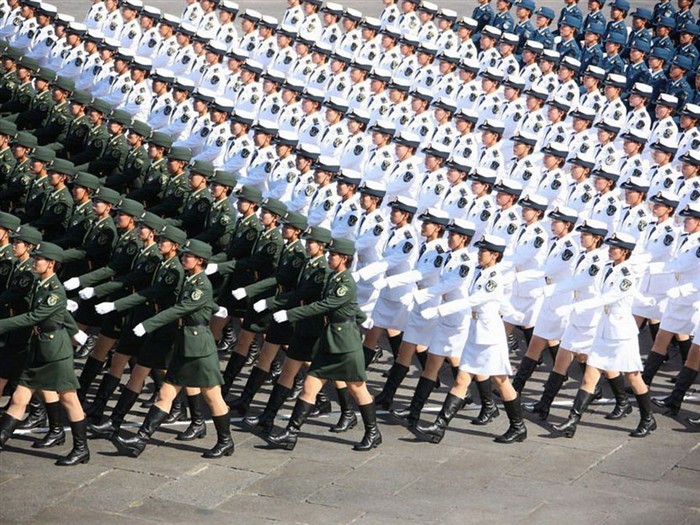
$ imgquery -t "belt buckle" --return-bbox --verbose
[545,277,552,285]
[573,290,580,299]
[471,311,478,320]
[604,305,610,315]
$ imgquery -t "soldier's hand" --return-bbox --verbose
[133,323,147,337]
[232,287,247,300]
[215,306,228,318]
[399,293,413,306]
[361,317,374,330]
[205,263,218,275]
[421,307,439,320]
[413,288,431,304]
[66,299,79,313]
[64,277,81,291]
[95,302,116,314]
[253,299,268,312]
[79,287,95,300]
[555,304,574,317]
[73,330,88,346]
[372,277,388,290]
[273,310,288,323]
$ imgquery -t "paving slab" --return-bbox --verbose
[218,494,363,524]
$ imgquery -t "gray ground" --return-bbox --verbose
[3,1,699,524]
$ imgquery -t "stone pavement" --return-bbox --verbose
[1,339,699,525]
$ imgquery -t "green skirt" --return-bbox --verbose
[165,351,223,388]
[308,348,367,382]
[0,343,30,381]
[286,335,319,362]
[19,354,80,392]
[137,325,176,369]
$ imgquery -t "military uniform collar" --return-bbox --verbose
[190,187,207,197]
[186,269,204,283]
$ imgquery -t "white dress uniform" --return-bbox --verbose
[532,232,580,340]
[102,72,133,108]
[281,4,304,29]
[320,22,341,48]
[198,12,220,34]
[9,17,37,50]
[581,262,643,372]
[451,133,479,166]
[25,24,56,62]
[330,196,361,241]
[632,218,680,320]
[585,191,622,234]
[465,195,496,241]
[217,22,238,47]
[318,122,348,157]
[200,63,226,95]
[263,155,297,201]
[360,224,419,330]
[433,71,460,100]
[551,79,579,107]
[170,44,197,76]
[579,89,605,114]
[475,93,502,125]
[297,112,325,144]
[173,113,212,156]
[488,206,522,254]
[147,92,175,131]
[677,127,700,159]
[397,238,450,346]
[237,144,276,190]
[454,79,481,110]
[84,1,108,29]
[346,81,370,111]
[398,11,420,34]
[160,100,194,141]
[499,98,527,141]
[515,108,546,138]
[676,177,700,212]
[501,220,549,328]
[56,47,88,81]
[325,72,351,99]
[532,72,558,95]
[269,46,296,74]
[385,101,412,131]
[354,208,390,316]
[534,168,567,210]
[647,163,680,198]
[477,145,506,178]
[306,63,332,90]
[339,133,372,171]
[221,134,255,174]
[617,154,647,187]
[118,19,141,52]
[288,53,314,82]
[193,121,232,166]
[376,47,401,72]
[443,263,512,375]
[440,182,472,219]
[357,37,381,65]
[362,145,395,182]
[379,4,400,27]
[136,27,161,57]
[256,91,283,123]
[550,247,608,353]
[306,183,337,227]
[596,98,626,127]
[648,116,678,146]
[650,231,700,334]
[620,108,651,138]
[384,157,421,202]
[286,172,316,214]
[435,28,458,53]
[239,31,260,53]
[618,203,651,242]
[119,80,152,123]
[90,63,117,97]
[418,247,475,358]
[182,2,204,26]
[337,28,362,57]
[277,101,303,132]
[417,169,448,213]
[252,37,278,69]
[521,63,541,89]
[411,64,439,92]
[235,80,263,114]
[477,47,500,73]
[564,180,596,215]
[430,123,456,149]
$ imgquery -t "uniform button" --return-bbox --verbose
[193,330,198,335]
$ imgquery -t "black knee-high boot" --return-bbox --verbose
[330,387,357,433]
[142,369,165,408]
[55,419,90,466]
[391,376,437,429]
[521,327,534,348]
[309,382,332,416]
[17,395,47,429]
[472,378,500,425]
[524,371,566,420]
[630,392,657,437]
[374,363,409,410]
[202,412,234,458]
[648,322,660,343]
[32,401,65,449]
[265,398,314,450]
[243,383,291,435]
[387,334,403,359]
[511,356,539,393]
[88,387,140,438]
[494,398,527,443]
[164,389,188,424]
[547,344,560,365]
[0,412,21,450]
[363,345,382,368]
[78,356,104,401]
[551,389,594,438]
[177,394,207,441]
[413,392,463,444]
[221,351,247,398]
[652,366,698,415]
[230,366,268,416]
[113,405,169,457]
[353,402,382,451]
[677,339,692,364]
[605,375,632,420]
[641,351,666,386]
[86,373,121,422]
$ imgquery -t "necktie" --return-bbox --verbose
[603,265,614,282]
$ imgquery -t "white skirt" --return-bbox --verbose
[503,294,543,327]
[631,294,667,320]
[587,338,643,372]
[458,319,512,376]
[560,323,597,354]
[372,296,410,331]
[403,297,441,346]
[428,322,469,359]
[660,301,700,335]
[357,282,379,317]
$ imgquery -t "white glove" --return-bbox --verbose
[399,293,413,306]
[639,296,656,308]
[133,323,146,337]
[528,287,544,299]
[79,287,95,300]
[232,287,247,300]
[205,263,218,275]
[73,330,88,346]
[361,317,374,330]
[253,299,267,312]
[273,310,288,323]
[542,284,556,298]
[666,287,681,299]
[555,304,575,317]
[215,306,228,318]
[64,277,80,291]
[421,307,439,320]
[413,288,431,304]
[95,302,115,314]
[66,299,79,313]
[509,311,525,324]
[354,267,371,281]
[372,277,388,290]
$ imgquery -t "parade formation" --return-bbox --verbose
[0,0,700,468]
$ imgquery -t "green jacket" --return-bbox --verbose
[62,215,117,268]
[0,158,31,210]
[194,196,237,253]
[56,113,90,157]
[31,185,73,240]
[106,144,150,194]
[128,157,168,206]
[88,132,128,180]
[165,186,212,237]
[0,257,35,346]
[142,270,217,358]
[147,171,189,218]
[93,242,162,299]
[245,238,307,298]
[34,100,70,145]
[0,243,16,294]
[20,173,51,223]
[70,123,108,166]
[0,145,17,186]
[114,254,184,317]
[54,200,94,249]
[78,227,139,287]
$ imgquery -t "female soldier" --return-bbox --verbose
[229,210,307,416]
[510,206,580,395]
[414,235,528,444]
[265,239,382,451]
[372,207,450,411]
[242,226,331,435]
[551,232,657,438]
[524,219,611,421]
[87,226,186,439]
[439,156,473,220]
[0,242,90,466]
[113,240,234,459]
[391,218,477,429]
[639,202,700,389]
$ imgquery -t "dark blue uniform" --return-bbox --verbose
[513,20,535,52]
[649,69,669,103]
[472,4,494,35]
[652,36,676,54]
[676,44,700,70]
[531,27,554,50]
[492,11,515,33]
[600,53,626,75]
[557,37,581,60]
[674,10,696,31]
[652,1,675,26]
[558,4,582,26]
[626,61,652,90]
[580,43,604,71]
[604,20,628,42]
[583,10,606,34]
[668,77,693,111]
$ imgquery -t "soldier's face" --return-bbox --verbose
[681,162,699,178]
[655,105,671,120]
[236,199,254,214]
[477,248,497,267]
[11,240,29,258]
[624,190,644,207]
[551,219,568,237]
[30,160,45,174]
[11,145,27,159]
[208,182,226,199]
[116,213,134,229]
[72,185,89,201]
[138,225,154,242]
[305,240,323,257]
[580,232,596,250]
[684,216,700,233]
[607,245,624,262]
[47,172,65,188]
[521,207,538,223]
[180,253,199,270]
[157,238,175,255]
[32,256,51,275]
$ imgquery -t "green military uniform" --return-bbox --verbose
[147,171,189,218]
[244,237,306,337]
[14,88,54,131]
[115,247,185,370]
[194,195,237,254]
[0,145,16,187]
[85,131,128,180]
[0,255,35,381]
[70,122,108,166]
[128,157,168,206]
[212,212,263,315]
[30,185,73,241]
[0,68,19,104]
[0,80,35,116]
[33,100,70,145]
[19,173,51,223]
[0,272,79,392]
[0,242,15,294]
[142,259,221,387]
[61,215,117,278]
[165,186,212,237]
[54,200,94,249]
[287,268,367,382]
[107,144,150,194]
[55,113,90,158]
[268,253,329,362]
